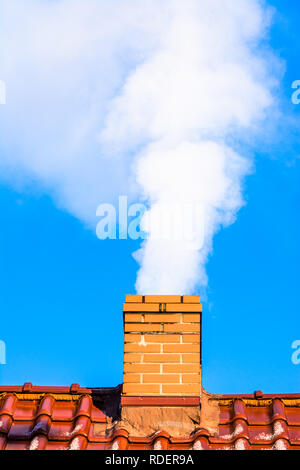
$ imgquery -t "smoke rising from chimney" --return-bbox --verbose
[0,0,280,293]
[101,0,278,293]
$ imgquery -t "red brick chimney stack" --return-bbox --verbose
[122,295,202,396]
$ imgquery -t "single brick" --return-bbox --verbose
[182,295,201,304]
[124,363,160,374]
[124,343,160,353]
[124,324,162,333]
[143,374,180,384]
[124,314,143,323]
[182,314,201,323]
[182,334,201,343]
[144,334,181,343]
[123,374,140,383]
[144,314,181,323]
[123,353,142,363]
[125,295,143,303]
[123,384,160,395]
[164,324,200,333]
[123,303,160,312]
[144,295,181,304]
[143,354,180,363]
[162,384,201,394]
[182,374,201,383]
[163,364,200,373]
[163,344,200,353]
[166,304,202,313]
[124,334,142,343]
[182,354,200,363]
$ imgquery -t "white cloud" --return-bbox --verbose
[0,0,166,217]
[0,0,281,293]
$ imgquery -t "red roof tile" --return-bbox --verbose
[0,385,299,450]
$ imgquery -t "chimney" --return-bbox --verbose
[122,295,202,397]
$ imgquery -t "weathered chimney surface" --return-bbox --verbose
[122,295,202,396]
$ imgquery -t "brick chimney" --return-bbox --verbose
[122,295,202,397]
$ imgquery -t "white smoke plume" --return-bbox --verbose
[0,0,280,294]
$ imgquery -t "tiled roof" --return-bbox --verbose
[211,393,300,450]
[0,384,121,450]
[0,384,299,450]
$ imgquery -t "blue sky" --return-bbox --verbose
[0,0,299,393]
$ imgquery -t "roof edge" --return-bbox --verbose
[0,383,122,396]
